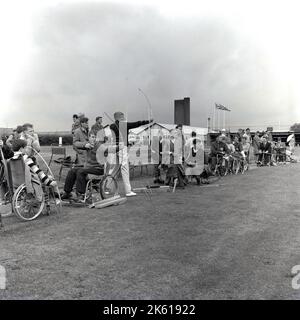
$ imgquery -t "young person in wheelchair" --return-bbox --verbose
[11,139,58,190]
[61,132,104,201]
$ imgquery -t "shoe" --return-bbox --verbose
[75,193,85,202]
[126,191,137,197]
[61,192,72,200]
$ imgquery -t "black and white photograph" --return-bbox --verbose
[1,0,300,308]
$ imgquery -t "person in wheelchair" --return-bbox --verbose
[10,139,58,205]
[225,136,236,172]
[61,132,104,201]
[20,123,41,157]
[233,135,242,153]
[0,139,14,204]
[274,138,286,163]
[208,134,230,171]
[257,136,272,166]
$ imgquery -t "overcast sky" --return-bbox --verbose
[0,0,300,131]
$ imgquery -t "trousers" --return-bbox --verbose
[64,166,103,194]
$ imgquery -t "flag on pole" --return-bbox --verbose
[215,103,231,111]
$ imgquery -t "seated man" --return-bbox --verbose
[61,132,104,201]
[275,138,286,163]
[208,134,230,171]
[258,136,272,165]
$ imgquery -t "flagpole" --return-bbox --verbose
[213,104,215,131]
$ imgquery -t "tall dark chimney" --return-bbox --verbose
[174,97,190,126]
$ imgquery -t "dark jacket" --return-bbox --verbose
[0,144,14,160]
[210,141,229,156]
[233,141,243,152]
[90,123,103,135]
[259,141,272,153]
[85,142,103,168]
[110,120,150,146]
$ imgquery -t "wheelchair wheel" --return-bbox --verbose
[232,159,240,175]
[100,175,118,199]
[44,186,61,215]
[240,160,248,174]
[218,158,228,177]
[12,184,45,221]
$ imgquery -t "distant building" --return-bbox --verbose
[174,97,190,126]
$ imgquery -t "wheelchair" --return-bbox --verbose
[83,173,118,205]
[256,151,271,166]
[61,164,119,206]
[0,153,60,222]
[275,147,286,163]
[208,152,229,177]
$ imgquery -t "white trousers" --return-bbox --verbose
[109,146,132,194]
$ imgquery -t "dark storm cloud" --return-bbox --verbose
[11,2,289,131]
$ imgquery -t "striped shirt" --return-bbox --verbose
[23,154,56,187]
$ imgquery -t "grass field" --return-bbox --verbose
[1,147,300,299]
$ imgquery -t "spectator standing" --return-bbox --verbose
[71,114,80,134]
[152,134,164,184]
[185,131,197,157]
[91,116,103,135]
[243,128,252,163]
[252,131,261,162]
[73,117,89,165]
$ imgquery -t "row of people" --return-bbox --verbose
[69,111,153,200]
[209,130,296,169]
